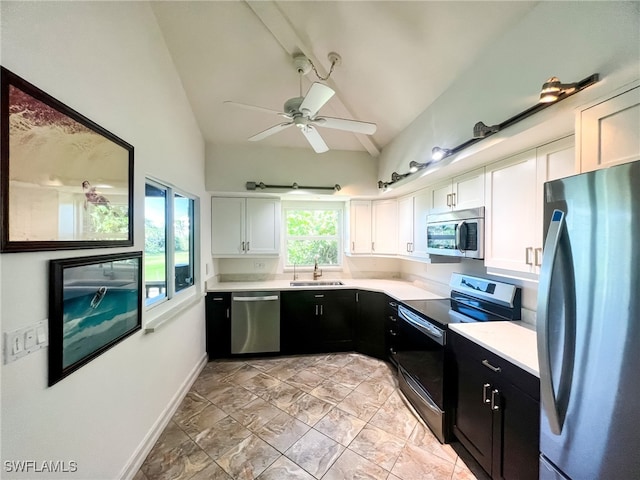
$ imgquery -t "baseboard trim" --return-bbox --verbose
[118,353,208,480]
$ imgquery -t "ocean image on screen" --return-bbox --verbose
[62,277,139,369]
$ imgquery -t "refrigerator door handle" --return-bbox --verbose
[537,209,569,435]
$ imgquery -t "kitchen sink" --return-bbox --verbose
[290,280,345,287]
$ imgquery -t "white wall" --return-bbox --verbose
[1,2,208,479]
[206,143,378,197]
[379,1,640,186]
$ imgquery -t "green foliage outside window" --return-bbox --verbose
[286,208,340,266]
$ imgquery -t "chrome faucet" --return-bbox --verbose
[313,259,323,280]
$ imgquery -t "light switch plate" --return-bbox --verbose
[4,320,48,364]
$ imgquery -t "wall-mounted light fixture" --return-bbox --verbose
[539,76,577,103]
[409,160,430,173]
[377,73,599,190]
[246,181,341,192]
[473,121,501,139]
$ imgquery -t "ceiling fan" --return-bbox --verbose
[224,54,377,153]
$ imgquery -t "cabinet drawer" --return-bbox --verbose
[451,332,539,400]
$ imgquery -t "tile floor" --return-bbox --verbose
[135,352,485,480]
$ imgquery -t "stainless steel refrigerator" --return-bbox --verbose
[537,159,640,479]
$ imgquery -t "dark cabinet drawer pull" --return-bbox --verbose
[482,359,502,372]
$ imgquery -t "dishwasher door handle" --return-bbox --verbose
[233,295,279,302]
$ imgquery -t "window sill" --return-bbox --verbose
[144,289,205,333]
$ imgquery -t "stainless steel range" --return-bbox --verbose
[388,273,521,443]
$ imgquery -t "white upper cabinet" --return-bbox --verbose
[346,199,397,255]
[371,199,398,255]
[347,200,372,254]
[211,197,280,256]
[579,85,640,172]
[484,137,575,276]
[398,188,431,258]
[430,167,485,214]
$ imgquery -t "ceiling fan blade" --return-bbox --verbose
[248,122,293,141]
[299,82,335,117]
[224,101,291,118]
[313,116,377,135]
[301,125,329,153]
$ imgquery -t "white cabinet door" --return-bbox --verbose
[211,197,280,256]
[429,168,485,213]
[535,136,576,265]
[580,86,640,172]
[211,197,245,255]
[430,180,453,214]
[397,195,414,255]
[246,198,280,255]
[485,139,576,276]
[348,200,372,254]
[453,168,485,211]
[372,199,397,255]
[412,188,432,258]
[484,150,537,274]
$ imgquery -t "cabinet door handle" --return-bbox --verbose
[356,292,359,302]
[389,348,397,356]
[535,247,543,266]
[446,193,451,207]
[226,308,230,319]
[389,316,397,322]
[525,247,534,265]
[371,242,375,252]
[315,305,319,316]
[491,389,500,411]
[483,383,491,404]
[241,241,245,252]
[451,192,456,207]
[389,330,397,336]
[352,241,355,251]
[246,241,250,252]
[482,359,502,372]
[320,305,323,316]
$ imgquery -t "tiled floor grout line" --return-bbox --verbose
[137,353,478,480]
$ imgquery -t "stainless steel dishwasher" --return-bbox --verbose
[231,291,280,354]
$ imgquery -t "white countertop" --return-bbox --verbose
[449,321,539,378]
[206,278,445,302]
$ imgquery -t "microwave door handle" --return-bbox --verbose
[456,221,467,253]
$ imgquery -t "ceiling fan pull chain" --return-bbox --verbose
[308,58,336,81]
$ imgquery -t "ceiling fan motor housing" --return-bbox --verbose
[284,96,305,115]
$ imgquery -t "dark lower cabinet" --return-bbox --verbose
[205,292,231,359]
[451,332,540,480]
[281,290,356,354]
[355,290,388,360]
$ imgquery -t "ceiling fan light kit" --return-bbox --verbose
[225,52,376,154]
[379,72,599,189]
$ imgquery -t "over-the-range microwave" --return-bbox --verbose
[426,207,484,259]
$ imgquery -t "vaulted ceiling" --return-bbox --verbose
[152,1,538,157]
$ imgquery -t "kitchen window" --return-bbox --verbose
[284,202,343,267]
[144,179,196,307]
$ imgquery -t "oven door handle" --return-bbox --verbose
[398,307,444,345]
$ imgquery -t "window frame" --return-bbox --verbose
[282,201,344,269]
[144,177,198,310]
